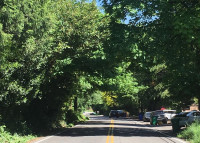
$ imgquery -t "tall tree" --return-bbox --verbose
[101,0,200,110]
[0,0,110,130]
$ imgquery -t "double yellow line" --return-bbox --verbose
[106,119,114,143]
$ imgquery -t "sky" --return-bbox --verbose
[86,0,137,24]
[86,0,103,6]
[96,0,103,7]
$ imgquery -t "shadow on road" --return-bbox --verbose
[52,117,176,138]
[56,126,173,138]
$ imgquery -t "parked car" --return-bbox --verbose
[109,110,126,118]
[109,110,118,118]
[162,110,176,120]
[150,110,168,124]
[143,112,151,122]
[117,110,126,117]
[172,111,200,127]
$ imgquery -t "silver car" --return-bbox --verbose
[178,111,200,127]
[143,112,151,122]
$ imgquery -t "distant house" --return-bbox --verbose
[183,103,199,112]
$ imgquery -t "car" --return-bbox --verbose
[109,110,126,118]
[143,112,151,122]
[117,110,126,117]
[162,110,176,120]
[172,111,200,127]
[109,110,119,118]
[150,110,168,125]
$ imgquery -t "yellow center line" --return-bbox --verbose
[106,119,114,143]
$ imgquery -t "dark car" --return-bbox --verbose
[117,110,126,117]
[109,110,119,118]
[150,110,168,124]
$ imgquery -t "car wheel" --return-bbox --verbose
[162,118,167,124]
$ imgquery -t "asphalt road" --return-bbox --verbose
[32,115,188,143]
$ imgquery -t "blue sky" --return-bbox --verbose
[87,0,132,24]
[96,0,103,7]
[86,0,103,8]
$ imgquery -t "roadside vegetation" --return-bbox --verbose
[178,122,200,143]
[0,0,200,142]
[0,126,35,143]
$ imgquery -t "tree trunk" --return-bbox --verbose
[195,48,200,111]
[74,96,78,111]
[198,96,200,111]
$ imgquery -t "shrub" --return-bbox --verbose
[65,110,88,125]
[0,125,35,143]
[178,121,200,143]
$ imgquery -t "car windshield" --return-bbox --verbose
[110,110,117,113]
[193,112,200,116]
[145,112,151,116]
[155,111,164,115]
[175,112,189,117]
[117,110,123,113]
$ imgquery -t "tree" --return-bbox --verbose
[0,0,111,131]
[0,0,56,129]
[101,0,200,110]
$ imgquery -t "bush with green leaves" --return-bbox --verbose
[178,121,200,143]
[0,125,35,143]
[65,110,88,125]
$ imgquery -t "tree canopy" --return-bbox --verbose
[0,0,200,132]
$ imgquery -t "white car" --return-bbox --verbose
[162,110,176,120]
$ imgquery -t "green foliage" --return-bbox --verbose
[1,0,200,137]
[102,0,200,111]
[0,126,35,143]
[178,122,200,143]
[65,110,87,125]
[78,91,104,112]
[0,0,110,133]
[115,62,146,97]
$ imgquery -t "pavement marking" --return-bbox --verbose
[33,125,80,143]
[33,136,54,143]
[33,129,69,143]
[106,119,114,143]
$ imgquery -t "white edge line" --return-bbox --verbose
[33,130,66,143]
[33,124,80,143]
[33,136,54,143]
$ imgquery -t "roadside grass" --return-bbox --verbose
[0,125,35,143]
[178,121,200,143]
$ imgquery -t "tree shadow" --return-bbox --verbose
[55,126,173,138]
[52,118,175,138]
